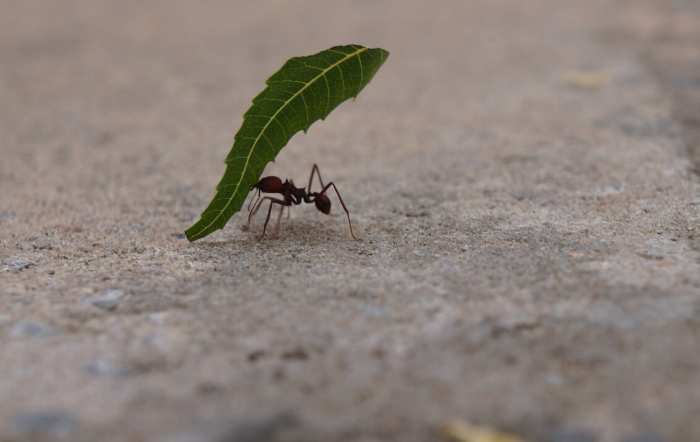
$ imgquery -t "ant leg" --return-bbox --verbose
[248,193,267,228]
[273,204,285,236]
[259,197,289,239]
[320,182,359,240]
[246,189,262,229]
[307,164,326,193]
[247,188,261,211]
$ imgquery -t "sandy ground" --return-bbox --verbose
[1,1,700,441]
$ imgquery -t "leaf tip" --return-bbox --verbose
[184,220,217,242]
[184,226,200,242]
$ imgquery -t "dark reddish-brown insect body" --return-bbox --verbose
[247,164,357,239]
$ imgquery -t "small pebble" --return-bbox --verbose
[147,311,168,324]
[549,429,598,442]
[10,320,56,338]
[248,350,266,362]
[623,433,665,442]
[13,410,77,436]
[87,289,124,311]
[441,420,524,442]
[83,359,130,377]
[196,381,223,395]
[282,347,309,361]
[218,412,300,442]
[364,305,387,318]
[3,258,33,272]
[544,372,564,386]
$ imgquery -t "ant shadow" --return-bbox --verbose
[194,217,358,250]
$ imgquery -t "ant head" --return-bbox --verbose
[314,193,331,214]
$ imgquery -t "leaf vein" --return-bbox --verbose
[257,97,286,103]
[272,117,289,140]
[336,64,345,97]
[300,92,310,126]
[302,62,324,71]
[357,52,364,88]
[322,73,330,116]
[269,79,306,85]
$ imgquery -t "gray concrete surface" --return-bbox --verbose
[1,1,699,441]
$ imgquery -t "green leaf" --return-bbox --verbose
[185,44,389,242]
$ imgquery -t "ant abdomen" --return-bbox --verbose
[254,176,284,193]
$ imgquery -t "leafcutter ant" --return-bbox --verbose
[247,164,358,240]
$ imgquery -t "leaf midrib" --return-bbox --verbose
[190,46,369,238]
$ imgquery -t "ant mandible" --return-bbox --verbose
[246,164,358,240]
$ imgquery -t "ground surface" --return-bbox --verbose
[1,1,699,441]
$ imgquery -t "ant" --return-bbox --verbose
[246,164,358,240]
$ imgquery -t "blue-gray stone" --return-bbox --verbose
[549,429,598,442]
[3,258,33,272]
[87,289,124,311]
[10,320,56,338]
[13,410,77,436]
[83,359,130,377]
[623,433,665,442]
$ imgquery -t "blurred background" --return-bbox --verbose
[1,1,699,441]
